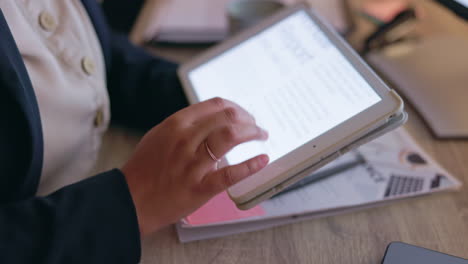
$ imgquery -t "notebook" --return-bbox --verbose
[176,128,461,242]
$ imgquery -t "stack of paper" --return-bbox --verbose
[176,128,461,242]
[131,0,352,44]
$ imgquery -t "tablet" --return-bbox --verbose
[178,4,405,209]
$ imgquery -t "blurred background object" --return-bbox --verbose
[361,8,417,54]
[129,0,353,45]
[359,0,468,138]
[360,0,411,24]
[226,0,285,35]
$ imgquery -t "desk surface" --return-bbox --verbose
[95,100,468,264]
[93,1,468,263]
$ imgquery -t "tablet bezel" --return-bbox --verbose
[178,4,404,203]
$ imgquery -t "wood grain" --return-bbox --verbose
[94,0,468,262]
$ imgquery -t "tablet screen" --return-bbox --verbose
[188,10,381,165]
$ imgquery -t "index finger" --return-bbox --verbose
[174,97,241,124]
[199,154,270,197]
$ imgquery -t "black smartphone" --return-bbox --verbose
[382,242,468,264]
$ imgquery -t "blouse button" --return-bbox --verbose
[81,56,96,75]
[39,11,57,32]
[94,108,105,127]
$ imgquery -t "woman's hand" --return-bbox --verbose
[122,97,269,236]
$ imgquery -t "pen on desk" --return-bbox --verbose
[271,155,366,199]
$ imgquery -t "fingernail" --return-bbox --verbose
[259,155,269,167]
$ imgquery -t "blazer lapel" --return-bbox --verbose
[0,8,44,195]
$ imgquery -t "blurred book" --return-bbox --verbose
[130,0,352,44]
[176,128,461,242]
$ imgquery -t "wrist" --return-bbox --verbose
[121,165,166,236]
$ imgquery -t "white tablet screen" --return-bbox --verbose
[188,10,381,165]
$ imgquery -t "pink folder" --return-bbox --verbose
[185,191,265,226]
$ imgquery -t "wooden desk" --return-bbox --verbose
[92,4,468,263]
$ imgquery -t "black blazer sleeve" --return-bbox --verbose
[0,170,141,263]
[106,33,189,131]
